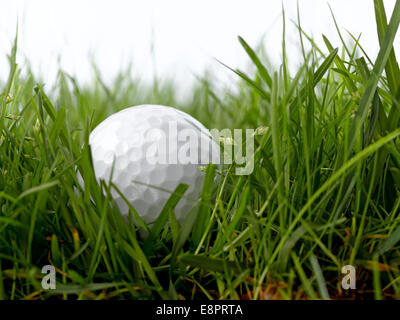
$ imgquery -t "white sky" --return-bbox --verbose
[0,0,398,92]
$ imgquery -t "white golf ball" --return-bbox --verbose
[89,104,220,223]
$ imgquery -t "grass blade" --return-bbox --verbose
[238,36,272,88]
[179,253,242,275]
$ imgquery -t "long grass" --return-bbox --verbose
[1,0,400,300]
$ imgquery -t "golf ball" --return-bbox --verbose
[89,104,220,223]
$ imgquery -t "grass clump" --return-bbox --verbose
[1,0,400,300]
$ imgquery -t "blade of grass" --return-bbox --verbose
[179,253,242,275]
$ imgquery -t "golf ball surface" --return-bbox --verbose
[89,104,220,223]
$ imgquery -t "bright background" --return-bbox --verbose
[0,0,398,92]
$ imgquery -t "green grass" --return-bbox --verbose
[2,0,400,300]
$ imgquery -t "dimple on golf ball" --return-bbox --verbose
[89,104,220,223]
